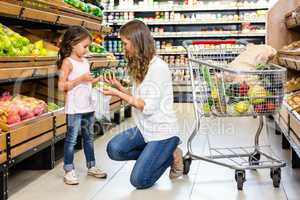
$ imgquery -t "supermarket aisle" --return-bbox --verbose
[8,104,300,200]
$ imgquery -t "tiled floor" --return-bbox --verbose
[7,104,300,200]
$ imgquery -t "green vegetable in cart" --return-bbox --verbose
[207,96,213,107]
[211,87,219,99]
[202,103,211,114]
[202,66,212,89]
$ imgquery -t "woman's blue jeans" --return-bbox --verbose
[107,127,180,189]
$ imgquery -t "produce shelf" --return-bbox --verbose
[104,6,269,13]
[278,50,300,71]
[107,32,266,39]
[0,0,111,33]
[275,101,300,160]
[0,56,58,82]
[151,32,266,38]
[107,19,266,26]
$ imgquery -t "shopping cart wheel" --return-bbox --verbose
[235,170,246,190]
[270,168,281,188]
[248,152,261,166]
[183,158,192,175]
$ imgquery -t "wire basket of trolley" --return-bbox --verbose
[182,39,287,190]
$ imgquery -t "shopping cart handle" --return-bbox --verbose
[191,40,237,45]
[183,39,248,47]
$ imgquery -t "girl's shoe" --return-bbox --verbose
[88,167,107,179]
[64,170,79,185]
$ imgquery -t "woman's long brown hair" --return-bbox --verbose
[57,26,92,69]
[119,20,156,84]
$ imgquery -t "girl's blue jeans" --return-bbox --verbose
[64,112,96,172]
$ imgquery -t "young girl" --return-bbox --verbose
[58,26,107,185]
[100,20,183,189]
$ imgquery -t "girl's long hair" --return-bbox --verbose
[119,20,155,84]
[57,26,92,69]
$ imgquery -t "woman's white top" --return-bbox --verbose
[65,57,94,114]
[132,56,181,142]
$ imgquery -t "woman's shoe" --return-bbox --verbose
[169,147,184,179]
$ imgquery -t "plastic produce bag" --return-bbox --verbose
[92,88,111,121]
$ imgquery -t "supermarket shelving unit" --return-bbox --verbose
[103,0,269,102]
[267,0,300,168]
[0,1,130,199]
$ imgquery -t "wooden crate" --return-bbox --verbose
[57,15,83,26]
[8,114,53,147]
[279,106,289,123]
[0,56,57,68]
[278,50,300,70]
[56,125,67,137]
[5,114,54,159]
[0,1,22,16]
[21,7,58,23]
[53,110,66,137]
[54,111,66,127]
[10,131,53,158]
[0,65,57,80]
[0,133,6,164]
[290,113,300,141]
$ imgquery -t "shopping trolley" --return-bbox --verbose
[182,39,287,190]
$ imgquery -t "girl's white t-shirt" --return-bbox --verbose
[131,56,181,142]
[65,57,94,114]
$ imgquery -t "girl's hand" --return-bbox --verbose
[103,72,122,89]
[99,87,120,97]
[80,73,93,82]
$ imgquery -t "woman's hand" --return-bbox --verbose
[99,87,120,97]
[103,72,123,90]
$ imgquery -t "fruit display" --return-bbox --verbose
[286,77,300,93]
[89,42,106,54]
[64,0,103,17]
[287,93,300,112]
[0,92,48,126]
[0,23,56,57]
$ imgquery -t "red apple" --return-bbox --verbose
[21,110,34,120]
[18,106,30,118]
[7,111,21,125]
